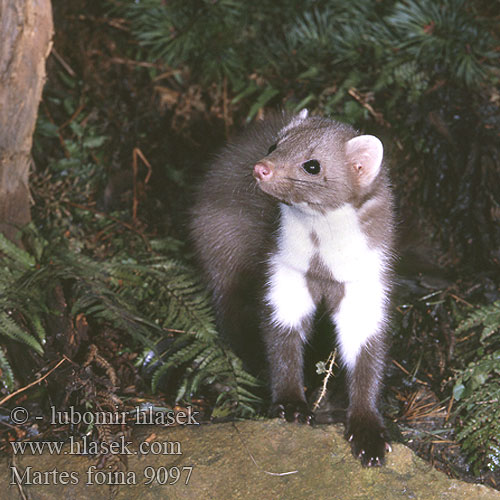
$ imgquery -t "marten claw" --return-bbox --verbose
[271,401,314,425]
[346,416,389,467]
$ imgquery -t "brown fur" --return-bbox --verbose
[190,112,395,466]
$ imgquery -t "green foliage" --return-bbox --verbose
[6,65,262,414]
[0,347,15,392]
[119,0,248,85]
[386,0,495,87]
[112,252,262,416]
[0,227,261,416]
[0,232,44,354]
[113,0,499,271]
[453,301,500,474]
[113,0,496,120]
[456,300,500,345]
[32,81,109,245]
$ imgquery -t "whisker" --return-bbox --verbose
[283,177,329,189]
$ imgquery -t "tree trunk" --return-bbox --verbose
[0,0,53,243]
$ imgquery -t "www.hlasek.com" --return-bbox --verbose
[9,405,199,486]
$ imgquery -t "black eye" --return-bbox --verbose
[302,159,321,175]
[267,144,277,155]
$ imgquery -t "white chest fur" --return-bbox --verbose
[265,203,387,366]
[275,203,383,282]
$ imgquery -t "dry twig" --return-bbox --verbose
[0,357,68,406]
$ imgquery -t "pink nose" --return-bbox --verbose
[253,162,273,180]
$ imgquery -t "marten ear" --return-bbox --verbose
[298,108,308,120]
[281,109,309,135]
[345,135,383,187]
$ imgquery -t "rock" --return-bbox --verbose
[2,420,499,499]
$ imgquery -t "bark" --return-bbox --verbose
[0,0,53,243]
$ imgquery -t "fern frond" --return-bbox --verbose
[0,233,35,269]
[0,347,15,392]
[0,312,43,354]
[457,301,500,344]
[454,354,500,474]
[453,300,500,473]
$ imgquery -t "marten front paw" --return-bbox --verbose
[346,416,391,467]
[270,401,314,425]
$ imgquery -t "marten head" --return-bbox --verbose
[253,110,384,213]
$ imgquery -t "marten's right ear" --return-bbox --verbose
[345,135,383,187]
[297,108,308,120]
[280,109,309,135]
